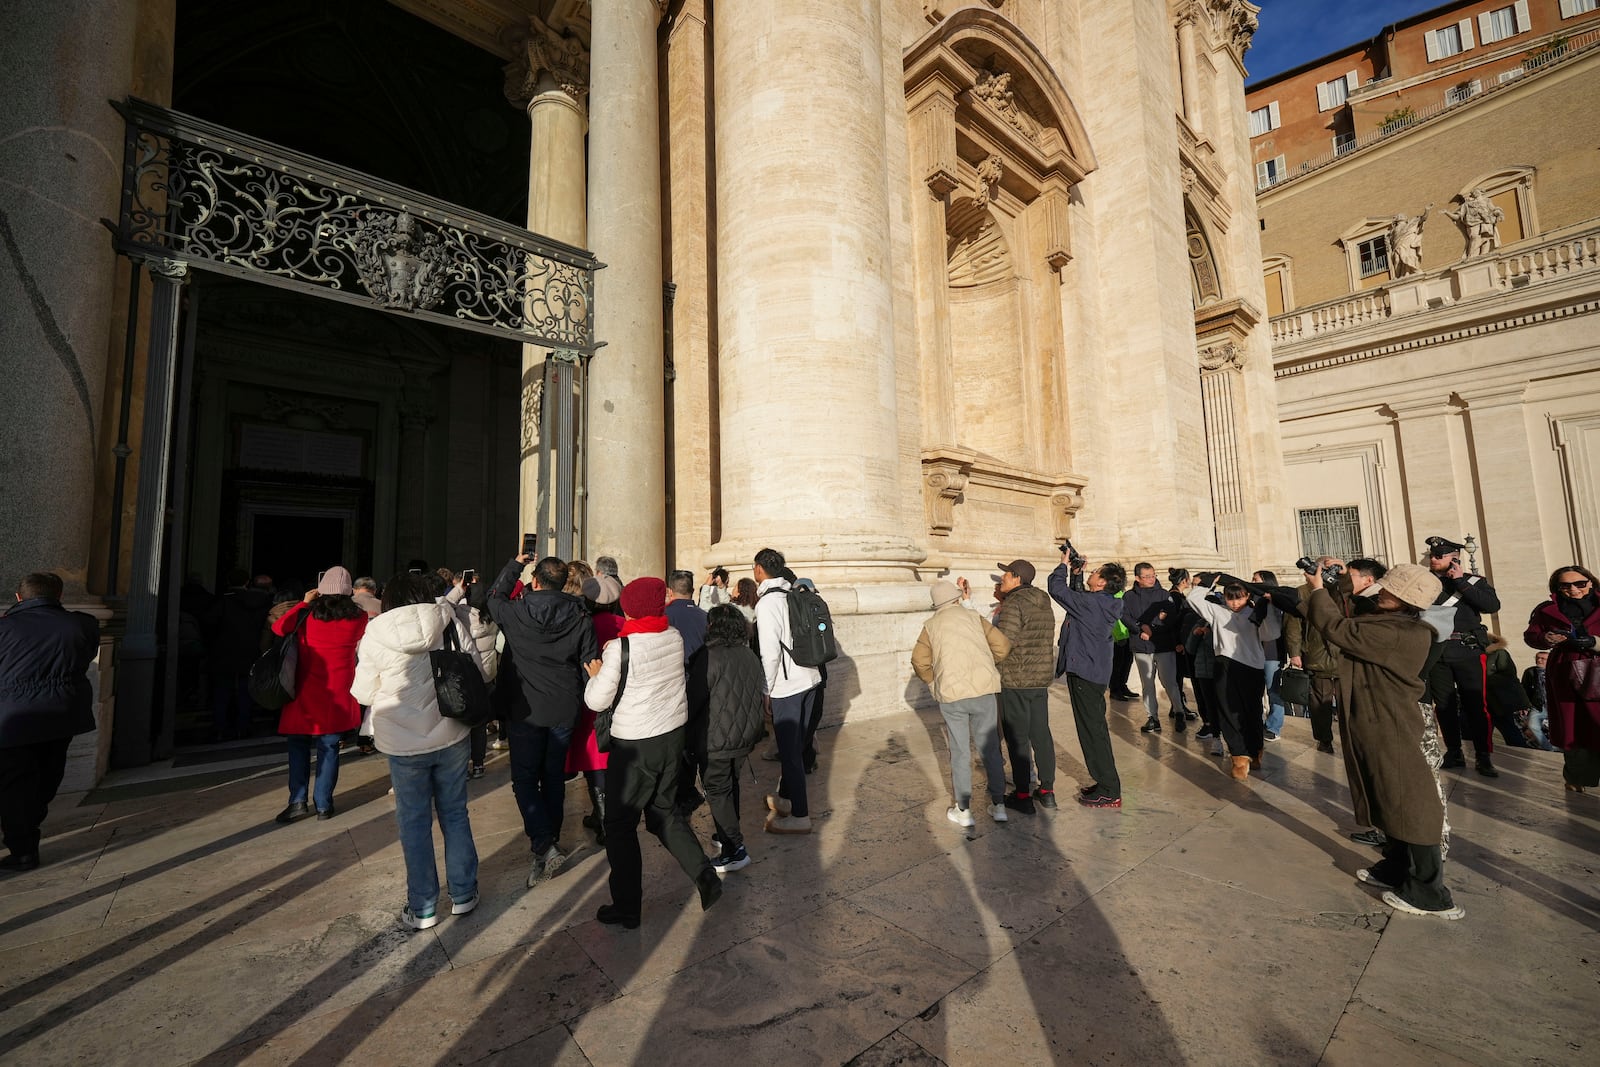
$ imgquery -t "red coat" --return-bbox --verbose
[1524,596,1600,751]
[272,601,368,736]
[566,611,624,773]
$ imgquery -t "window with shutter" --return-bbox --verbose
[1560,0,1597,18]
[1318,76,1349,111]
[1249,105,1272,137]
[1429,24,1464,61]
[1483,6,1516,42]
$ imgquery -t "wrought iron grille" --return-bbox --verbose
[110,98,601,350]
[1298,506,1363,561]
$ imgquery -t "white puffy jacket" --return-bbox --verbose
[350,601,482,756]
[582,627,687,741]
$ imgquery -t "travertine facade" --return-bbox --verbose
[1262,44,1600,665]
[2,0,1290,776]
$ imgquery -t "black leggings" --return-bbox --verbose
[1216,658,1266,758]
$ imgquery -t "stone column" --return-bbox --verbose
[586,0,667,579]
[0,0,141,594]
[1177,10,1204,134]
[1462,384,1542,637]
[1199,343,1247,569]
[710,0,922,586]
[1388,397,1474,557]
[504,17,589,551]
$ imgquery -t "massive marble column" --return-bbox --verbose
[586,1,667,579]
[505,17,588,552]
[0,1,141,594]
[709,1,922,587]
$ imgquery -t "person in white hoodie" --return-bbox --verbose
[350,572,486,931]
[582,577,722,930]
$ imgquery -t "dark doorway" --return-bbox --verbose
[251,515,344,590]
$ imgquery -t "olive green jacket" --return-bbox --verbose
[992,585,1057,689]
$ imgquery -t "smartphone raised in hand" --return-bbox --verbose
[522,532,538,557]
[461,569,477,584]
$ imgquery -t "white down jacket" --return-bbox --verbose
[350,601,484,757]
[582,627,688,742]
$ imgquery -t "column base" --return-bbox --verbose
[707,535,928,601]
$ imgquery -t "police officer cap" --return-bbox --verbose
[1425,535,1464,558]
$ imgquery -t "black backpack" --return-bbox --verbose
[780,585,838,668]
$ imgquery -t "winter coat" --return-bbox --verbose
[666,599,708,663]
[271,601,367,735]
[1423,572,1500,643]
[690,642,766,760]
[1304,589,1443,845]
[1523,595,1600,751]
[352,590,382,618]
[911,601,1010,703]
[349,601,481,757]
[468,608,500,683]
[583,627,688,742]
[0,598,100,747]
[207,586,271,671]
[1137,590,1187,654]
[1183,607,1218,680]
[991,584,1056,689]
[1283,580,1341,677]
[1048,565,1121,685]
[487,557,597,728]
[1120,584,1170,654]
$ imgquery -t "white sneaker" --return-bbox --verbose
[451,894,479,916]
[1356,868,1397,890]
[490,739,509,751]
[988,803,1008,823]
[1381,890,1464,920]
[946,806,975,828]
[402,905,439,930]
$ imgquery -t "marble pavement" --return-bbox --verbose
[0,691,1594,1066]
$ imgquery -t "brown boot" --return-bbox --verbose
[1250,753,1263,770]
[1231,756,1251,781]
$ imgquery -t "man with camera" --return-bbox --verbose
[1047,543,1127,809]
[1285,557,1345,756]
[1420,536,1501,777]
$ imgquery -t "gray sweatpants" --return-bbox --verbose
[940,694,1005,811]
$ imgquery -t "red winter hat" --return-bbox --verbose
[619,576,667,619]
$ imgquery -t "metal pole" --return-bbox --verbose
[156,282,200,759]
[112,257,187,769]
[104,264,143,599]
[554,353,577,560]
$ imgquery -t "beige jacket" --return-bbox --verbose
[912,601,1011,703]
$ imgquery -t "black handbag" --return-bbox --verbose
[593,638,630,753]
[430,622,494,728]
[248,608,305,710]
[1274,665,1312,707]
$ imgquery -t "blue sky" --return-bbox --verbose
[1246,0,1437,84]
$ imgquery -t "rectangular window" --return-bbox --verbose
[1483,6,1517,43]
[1315,71,1359,112]
[1333,131,1357,155]
[1298,507,1363,561]
[1560,0,1597,19]
[1256,155,1285,190]
[1357,236,1389,278]
[1248,102,1280,137]
[1425,19,1475,62]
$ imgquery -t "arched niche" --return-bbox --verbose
[1187,203,1224,307]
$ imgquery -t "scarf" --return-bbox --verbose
[620,615,670,636]
[1558,593,1597,630]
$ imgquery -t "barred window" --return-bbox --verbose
[1298,507,1363,561]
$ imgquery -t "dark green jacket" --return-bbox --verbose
[992,585,1056,689]
[1283,580,1341,677]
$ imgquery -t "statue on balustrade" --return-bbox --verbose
[1389,204,1433,277]
[1444,189,1504,260]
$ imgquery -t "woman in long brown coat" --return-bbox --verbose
[1303,562,1463,920]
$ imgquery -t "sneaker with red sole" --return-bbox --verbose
[1078,792,1122,809]
[1035,789,1059,809]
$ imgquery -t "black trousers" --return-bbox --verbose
[1308,674,1339,745]
[802,664,828,768]
[1193,673,1220,733]
[999,687,1054,792]
[1066,675,1120,798]
[700,754,745,851]
[1370,835,1453,911]
[1216,658,1266,758]
[1429,641,1492,756]
[603,727,711,918]
[0,737,72,857]
[1110,641,1134,694]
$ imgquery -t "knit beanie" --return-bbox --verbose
[619,576,667,619]
[317,566,354,596]
[930,580,963,608]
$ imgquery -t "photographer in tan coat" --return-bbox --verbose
[912,580,1012,827]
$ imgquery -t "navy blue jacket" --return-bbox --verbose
[0,598,100,747]
[1048,565,1121,686]
[1120,584,1171,654]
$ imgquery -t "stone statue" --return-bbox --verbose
[1444,188,1504,259]
[971,69,1041,141]
[1388,204,1433,277]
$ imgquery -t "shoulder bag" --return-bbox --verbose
[430,622,495,728]
[593,637,630,753]
[248,607,305,710]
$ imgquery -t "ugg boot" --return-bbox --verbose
[1230,756,1251,781]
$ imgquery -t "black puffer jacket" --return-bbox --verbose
[0,598,100,747]
[992,585,1056,689]
[690,642,766,760]
[487,558,598,727]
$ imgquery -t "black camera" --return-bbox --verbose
[1296,556,1343,583]
[1057,539,1086,567]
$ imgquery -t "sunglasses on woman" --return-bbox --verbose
[1558,579,1592,590]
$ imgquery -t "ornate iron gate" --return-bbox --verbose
[107,99,602,766]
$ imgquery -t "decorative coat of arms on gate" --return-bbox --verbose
[350,210,450,312]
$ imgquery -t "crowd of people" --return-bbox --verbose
[0,536,1596,930]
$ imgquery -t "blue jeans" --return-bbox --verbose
[286,733,341,812]
[507,719,572,854]
[387,738,478,914]
[771,688,816,818]
[1263,659,1286,734]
